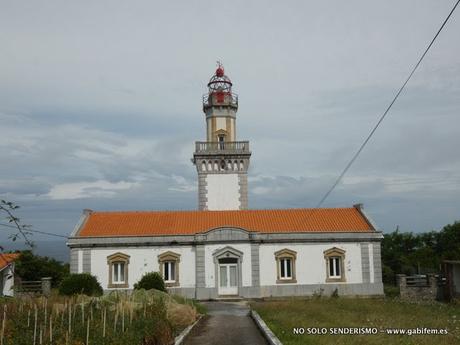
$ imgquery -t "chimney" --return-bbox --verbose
[353,203,364,210]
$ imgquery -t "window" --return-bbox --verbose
[112,262,125,283]
[107,252,130,288]
[279,258,293,279]
[163,261,176,283]
[158,251,181,287]
[329,257,341,278]
[324,247,346,282]
[218,135,225,150]
[274,249,297,283]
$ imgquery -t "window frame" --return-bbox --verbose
[324,247,346,283]
[112,261,125,283]
[163,261,176,283]
[158,251,181,287]
[279,257,293,280]
[107,252,130,288]
[274,248,297,284]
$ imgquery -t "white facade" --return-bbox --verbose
[69,230,384,299]
[76,246,195,290]
[1,263,15,297]
[259,242,364,286]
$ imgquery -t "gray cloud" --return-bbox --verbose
[0,0,459,243]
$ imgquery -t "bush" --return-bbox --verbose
[134,272,166,292]
[59,273,103,296]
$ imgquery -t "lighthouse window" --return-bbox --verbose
[218,135,225,150]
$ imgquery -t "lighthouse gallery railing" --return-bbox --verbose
[194,141,250,153]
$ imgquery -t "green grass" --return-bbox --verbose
[251,298,460,345]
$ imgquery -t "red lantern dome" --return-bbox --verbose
[216,66,224,77]
[207,62,232,92]
[202,62,238,111]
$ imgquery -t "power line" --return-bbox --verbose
[316,0,460,208]
[0,223,68,239]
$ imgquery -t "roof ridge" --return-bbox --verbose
[88,207,357,214]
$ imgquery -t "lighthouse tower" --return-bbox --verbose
[192,63,251,210]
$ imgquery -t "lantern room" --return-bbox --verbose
[203,62,238,111]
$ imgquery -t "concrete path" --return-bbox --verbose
[183,301,268,345]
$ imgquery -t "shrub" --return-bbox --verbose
[134,272,166,292]
[59,273,103,296]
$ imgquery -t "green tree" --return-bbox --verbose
[14,250,69,287]
[436,222,460,260]
[381,221,460,284]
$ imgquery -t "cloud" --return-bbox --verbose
[47,180,140,200]
[0,0,459,242]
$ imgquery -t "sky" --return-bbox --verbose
[1,0,459,245]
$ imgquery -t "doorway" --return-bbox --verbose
[218,258,238,295]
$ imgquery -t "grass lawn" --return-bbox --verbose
[251,298,460,345]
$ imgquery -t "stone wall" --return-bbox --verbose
[398,274,438,301]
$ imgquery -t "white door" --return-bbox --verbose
[218,263,238,295]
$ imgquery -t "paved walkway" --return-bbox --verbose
[183,301,268,345]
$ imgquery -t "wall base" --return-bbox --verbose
[170,283,384,300]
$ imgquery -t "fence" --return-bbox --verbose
[14,277,52,296]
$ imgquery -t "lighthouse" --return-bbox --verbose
[192,63,251,210]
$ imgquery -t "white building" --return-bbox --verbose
[0,253,19,297]
[68,65,384,299]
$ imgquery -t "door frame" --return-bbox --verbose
[218,262,238,295]
[212,246,243,297]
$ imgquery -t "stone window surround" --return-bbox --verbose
[158,251,181,287]
[107,252,130,288]
[275,248,297,284]
[324,247,346,283]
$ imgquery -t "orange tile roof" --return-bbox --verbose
[0,253,20,271]
[77,207,376,237]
